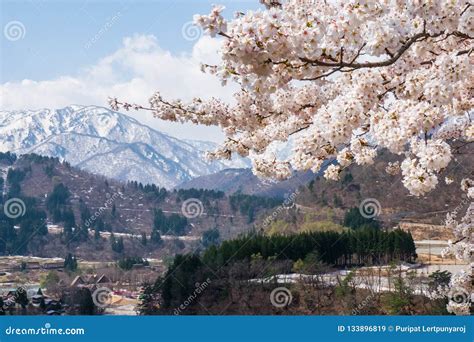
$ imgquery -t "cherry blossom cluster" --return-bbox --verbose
[446,270,472,315]
[385,161,400,176]
[193,5,226,37]
[428,268,472,315]
[152,1,472,199]
[439,179,473,315]
[112,0,472,192]
[111,0,472,194]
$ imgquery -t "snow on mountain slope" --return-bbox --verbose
[183,139,250,170]
[0,105,250,187]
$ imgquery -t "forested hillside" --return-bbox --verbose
[0,152,281,260]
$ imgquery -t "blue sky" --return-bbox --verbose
[0,0,257,141]
[2,0,255,81]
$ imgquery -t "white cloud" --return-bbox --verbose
[0,34,235,142]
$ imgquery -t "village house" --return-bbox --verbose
[70,274,112,290]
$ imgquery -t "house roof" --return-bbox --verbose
[70,276,85,287]
[96,274,111,284]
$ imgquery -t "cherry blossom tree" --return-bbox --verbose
[110,0,473,314]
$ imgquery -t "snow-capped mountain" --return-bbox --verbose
[0,105,250,188]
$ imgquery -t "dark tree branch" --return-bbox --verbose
[298,31,449,69]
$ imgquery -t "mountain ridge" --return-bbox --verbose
[177,168,316,198]
[0,105,250,187]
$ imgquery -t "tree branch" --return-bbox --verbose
[298,31,450,69]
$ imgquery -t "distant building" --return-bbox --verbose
[26,262,41,270]
[43,262,63,270]
[70,276,86,287]
[96,274,111,285]
[70,274,112,289]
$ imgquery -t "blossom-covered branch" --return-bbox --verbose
[111,0,473,315]
[111,1,473,187]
